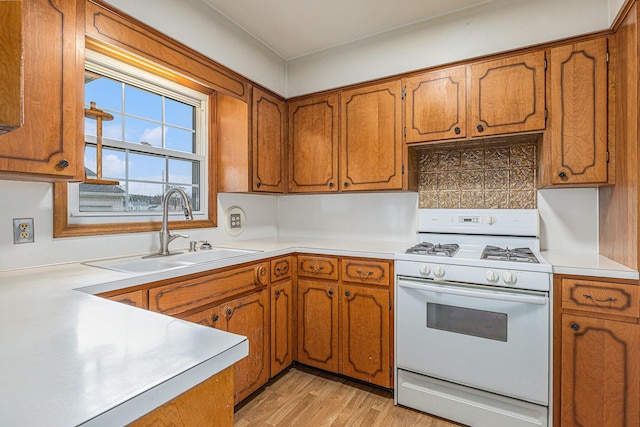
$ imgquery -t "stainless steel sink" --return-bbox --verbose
[84,248,260,274]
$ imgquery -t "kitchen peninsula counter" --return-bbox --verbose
[0,237,410,426]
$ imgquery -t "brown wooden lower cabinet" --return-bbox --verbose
[340,284,391,387]
[296,261,393,388]
[560,314,640,427]
[296,278,340,372]
[182,289,270,405]
[271,279,293,377]
[129,366,234,427]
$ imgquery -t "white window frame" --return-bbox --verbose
[68,50,209,225]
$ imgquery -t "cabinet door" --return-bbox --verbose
[469,51,546,137]
[550,38,608,185]
[0,0,83,179]
[340,81,404,191]
[181,304,224,329]
[252,87,286,192]
[288,94,339,192]
[297,279,339,372]
[271,279,293,377]
[0,0,22,134]
[340,285,391,387]
[224,289,270,404]
[561,314,640,427]
[404,66,466,143]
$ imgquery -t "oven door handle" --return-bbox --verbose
[398,280,548,305]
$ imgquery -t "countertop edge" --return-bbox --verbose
[80,339,249,427]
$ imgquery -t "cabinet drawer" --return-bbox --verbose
[297,255,339,280]
[148,262,269,316]
[341,258,391,287]
[562,279,639,318]
[104,289,148,309]
[271,256,292,282]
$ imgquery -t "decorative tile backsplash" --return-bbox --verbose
[417,137,538,209]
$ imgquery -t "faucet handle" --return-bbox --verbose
[169,232,189,243]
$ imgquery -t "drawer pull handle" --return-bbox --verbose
[355,269,373,278]
[583,294,617,303]
[309,265,325,273]
[275,265,289,275]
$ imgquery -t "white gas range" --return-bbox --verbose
[395,209,552,427]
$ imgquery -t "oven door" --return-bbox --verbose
[396,277,549,405]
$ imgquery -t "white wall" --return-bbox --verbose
[286,0,612,96]
[103,0,287,96]
[0,181,278,271]
[277,192,418,242]
[538,188,598,253]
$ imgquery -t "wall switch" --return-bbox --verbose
[13,218,34,244]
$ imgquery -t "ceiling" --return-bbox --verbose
[201,0,496,60]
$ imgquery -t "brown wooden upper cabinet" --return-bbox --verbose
[0,0,83,180]
[469,50,546,137]
[340,81,404,191]
[288,94,339,192]
[548,37,609,185]
[404,66,467,143]
[0,0,23,135]
[217,88,286,193]
[252,87,286,192]
[404,51,546,144]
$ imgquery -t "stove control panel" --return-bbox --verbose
[397,260,550,292]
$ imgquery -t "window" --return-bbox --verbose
[64,50,211,227]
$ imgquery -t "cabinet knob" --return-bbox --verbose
[57,159,70,169]
[226,308,233,316]
[343,182,349,188]
[212,314,219,322]
[329,182,334,188]
[275,289,281,297]
[454,127,461,135]
[327,289,334,297]
[345,291,351,297]
[570,322,580,331]
[476,124,484,132]
[256,181,262,188]
[558,171,568,180]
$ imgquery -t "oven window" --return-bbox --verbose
[426,303,508,342]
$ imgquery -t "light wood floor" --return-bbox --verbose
[234,365,464,427]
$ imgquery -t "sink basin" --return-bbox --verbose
[84,248,260,274]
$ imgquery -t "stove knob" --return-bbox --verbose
[485,270,499,282]
[503,271,517,285]
[433,265,445,278]
[419,264,431,275]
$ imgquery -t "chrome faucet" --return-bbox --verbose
[157,187,193,256]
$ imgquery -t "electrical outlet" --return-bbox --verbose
[224,206,246,237]
[13,218,34,244]
[230,213,242,229]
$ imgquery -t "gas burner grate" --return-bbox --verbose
[405,242,460,257]
[481,246,539,263]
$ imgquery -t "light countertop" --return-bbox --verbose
[541,250,639,280]
[0,237,637,426]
